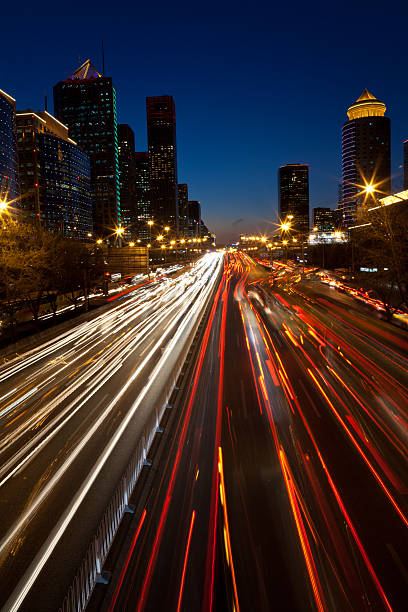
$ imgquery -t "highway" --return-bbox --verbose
[94,251,408,612]
[0,253,223,612]
[223,253,408,611]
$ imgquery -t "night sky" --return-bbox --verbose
[2,3,408,242]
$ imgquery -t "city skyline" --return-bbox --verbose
[1,11,408,241]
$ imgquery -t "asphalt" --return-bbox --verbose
[2,250,408,612]
[93,252,408,612]
[0,254,223,612]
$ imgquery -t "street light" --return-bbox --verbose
[96,239,103,245]
[164,226,170,232]
[129,241,135,247]
[157,234,164,241]
[0,200,8,212]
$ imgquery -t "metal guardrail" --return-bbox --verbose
[59,268,220,612]
[59,394,170,612]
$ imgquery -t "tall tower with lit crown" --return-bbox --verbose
[53,60,121,238]
[341,89,390,227]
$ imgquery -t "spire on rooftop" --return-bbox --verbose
[69,59,101,80]
[356,89,377,102]
[347,89,386,120]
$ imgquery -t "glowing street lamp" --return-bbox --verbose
[280,222,291,232]
[0,200,8,212]
[96,239,103,244]
[157,234,164,241]
[147,220,154,226]
[129,241,135,247]
[164,226,170,232]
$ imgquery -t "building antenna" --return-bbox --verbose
[44,89,47,112]
[102,39,105,76]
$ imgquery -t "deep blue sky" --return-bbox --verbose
[2,3,408,241]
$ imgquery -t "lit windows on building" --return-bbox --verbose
[16,110,92,238]
[53,60,121,237]
[0,89,19,201]
[341,90,391,227]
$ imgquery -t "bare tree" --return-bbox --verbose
[352,200,408,319]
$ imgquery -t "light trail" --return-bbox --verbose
[0,253,224,611]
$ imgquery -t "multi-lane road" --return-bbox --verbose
[1,250,408,611]
[0,253,223,611]
[93,252,408,612]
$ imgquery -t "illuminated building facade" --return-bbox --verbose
[146,96,178,231]
[178,183,188,235]
[53,60,121,238]
[278,164,309,236]
[313,207,334,231]
[342,90,390,227]
[118,124,136,238]
[16,110,92,238]
[134,152,150,239]
[0,89,19,201]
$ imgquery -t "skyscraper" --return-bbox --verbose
[178,183,188,235]
[313,207,334,232]
[117,124,136,238]
[187,200,201,237]
[342,90,391,227]
[0,89,19,202]
[53,60,121,238]
[16,110,92,239]
[146,96,178,231]
[278,164,309,236]
[134,152,150,239]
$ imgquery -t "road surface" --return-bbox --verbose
[0,253,223,611]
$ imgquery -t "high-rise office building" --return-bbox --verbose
[278,164,309,236]
[53,60,121,238]
[0,89,19,202]
[146,95,178,231]
[16,110,92,238]
[342,89,391,227]
[404,139,408,190]
[134,152,150,240]
[178,183,188,235]
[187,200,201,237]
[117,124,136,238]
[313,207,334,232]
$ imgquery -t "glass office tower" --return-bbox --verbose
[278,164,309,236]
[16,110,92,239]
[342,90,390,227]
[146,95,178,231]
[53,60,120,238]
[0,89,19,202]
